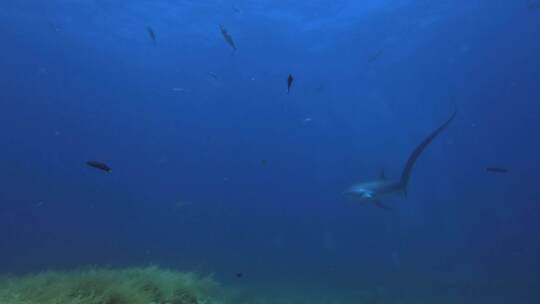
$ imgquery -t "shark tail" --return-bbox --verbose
[399,108,457,191]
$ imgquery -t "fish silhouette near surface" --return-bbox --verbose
[48,21,61,32]
[345,109,457,210]
[528,2,540,10]
[368,50,383,63]
[287,74,294,93]
[86,161,112,173]
[147,27,156,45]
[219,25,237,51]
[486,167,508,174]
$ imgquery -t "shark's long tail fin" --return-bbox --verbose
[399,109,457,191]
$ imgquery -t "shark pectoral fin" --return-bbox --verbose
[374,201,392,211]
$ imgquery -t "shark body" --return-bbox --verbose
[346,109,456,209]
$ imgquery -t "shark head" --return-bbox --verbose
[344,179,405,203]
[344,184,379,202]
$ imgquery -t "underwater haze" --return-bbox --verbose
[1,0,540,303]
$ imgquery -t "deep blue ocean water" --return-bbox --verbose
[1,0,540,303]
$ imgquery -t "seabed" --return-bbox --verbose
[0,266,224,304]
[0,266,522,304]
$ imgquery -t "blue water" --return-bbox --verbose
[1,1,540,303]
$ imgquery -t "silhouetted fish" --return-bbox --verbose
[529,2,540,10]
[235,273,243,278]
[219,25,236,51]
[48,21,61,32]
[368,50,383,63]
[486,167,508,174]
[87,161,112,173]
[345,109,457,209]
[287,74,294,93]
[147,27,156,45]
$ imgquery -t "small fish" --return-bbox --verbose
[208,72,218,79]
[219,25,237,51]
[235,272,243,278]
[260,159,268,167]
[174,201,193,209]
[529,2,540,10]
[87,161,112,173]
[368,50,383,63]
[486,167,508,174]
[287,74,294,93]
[48,21,61,32]
[147,27,156,45]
